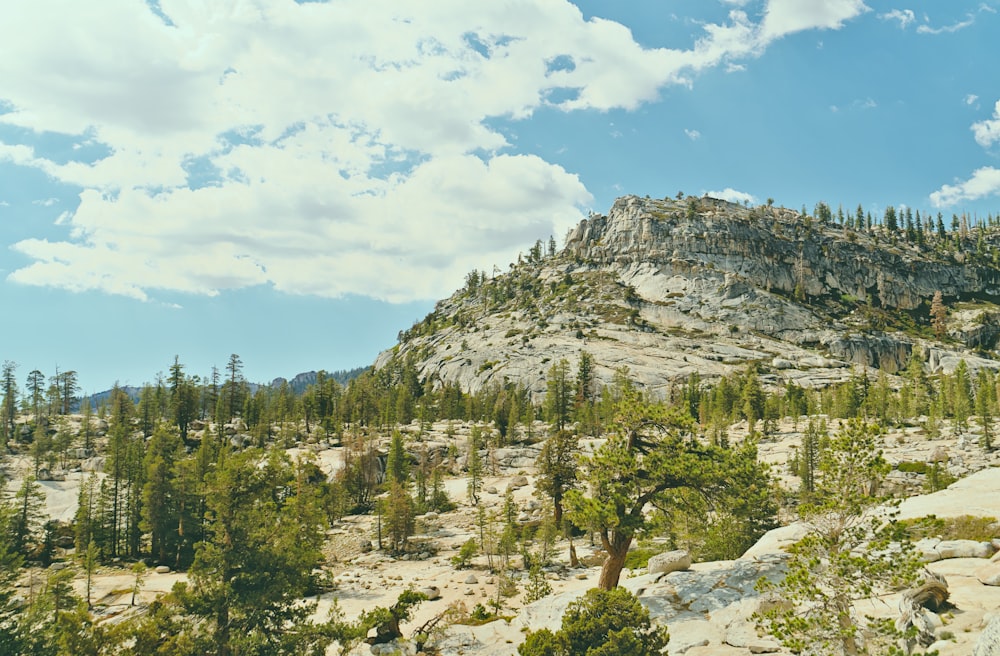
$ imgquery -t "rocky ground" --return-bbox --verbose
[4,416,1000,655]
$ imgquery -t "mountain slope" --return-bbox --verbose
[377,195,1000,397]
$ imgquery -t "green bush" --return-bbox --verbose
[902,514,998,541]
[518,588,668,656]
[450,538,478,569]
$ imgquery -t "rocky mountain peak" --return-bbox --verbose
[377,194,1000,397]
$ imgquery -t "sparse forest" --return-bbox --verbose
[2,199,1000,654]
[0,339,998,653]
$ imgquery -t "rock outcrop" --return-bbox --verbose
[378,194,1000,397]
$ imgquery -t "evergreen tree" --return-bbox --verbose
[467,425,484,505]
[141,424,183,565]
[26,369,45,424]
[9,475,45,557]
[1,360,17,450]
[758,419,921,656]
[952,360,973,433]
[976,367,995,451]
[930,291,948,339]
[567,382,772,589]
[384,480,415,553]
[798,418,827,497]
[535,430,578,528]
[544,359,572,432]
[385,430,410,487]
[884,205,898,233]
[176,448,330,655]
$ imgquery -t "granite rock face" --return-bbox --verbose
[378,195,1000,397]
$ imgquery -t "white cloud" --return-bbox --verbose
[966,94,980,106]
[929,167,1000,207]
[917,17,975,34]
[761,0,869,40]
[971,100,1000,148]
[879,9,915,28]
[684,128,702,141]
[0,0,868,303]
[31,198,58,207]
[705,188,757,205]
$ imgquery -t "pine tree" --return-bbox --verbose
[976,367,995,451]
[467,425,484,505]
[535,430,578,528]
[9,476,45,557]
[884,205,898,233]
[141,425,182,565]
[1,361,17,450]
[930,291,948,339]
[179,448,330,655]
[758,419,921,656]
[385,430,410,486]
[544,359,572,432]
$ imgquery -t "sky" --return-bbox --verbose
[1,0,1000,394]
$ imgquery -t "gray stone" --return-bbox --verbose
[507,475,528,490]
[936,539,994,559]
[465,574,478,585]
[647,549,692,575]
[419,586,441,600]
[978,561,1000,586]
[155,565,171,574]
[974,615,1000,656]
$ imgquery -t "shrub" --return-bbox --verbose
[518,588,668,656]
[451,538,478,569]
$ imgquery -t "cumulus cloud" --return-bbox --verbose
[972,100,1000,148]
[930,167,1000,207]
[684,128,702,141]
[879,9,915,28]
[0,0,867,302]
[761,0,869,40]
[705,188,757,205]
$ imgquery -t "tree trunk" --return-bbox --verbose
[836,597,858,656]
[598,532,631,590]
[216,603,231,656]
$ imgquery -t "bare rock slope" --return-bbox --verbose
[378,195,1000,396]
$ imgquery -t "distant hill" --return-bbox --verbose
[269,366,368,394]
[376,194,1000,398]
[84,366,368,410]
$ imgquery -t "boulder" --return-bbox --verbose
[419,586,441,601]
[647,550,692,575]
[936,539,994,560]
[464,574,478,585]
[507,475,529,490]
[155,565,171,574]
[977,561,1000,586]
[974,615,1000,656]
[81,457,105,472]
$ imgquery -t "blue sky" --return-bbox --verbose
[1,0,999,393]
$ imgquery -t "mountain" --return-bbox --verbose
[269,366,367,394]
[376,194,1000,397]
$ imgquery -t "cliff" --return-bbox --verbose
[377,194,1000,397]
